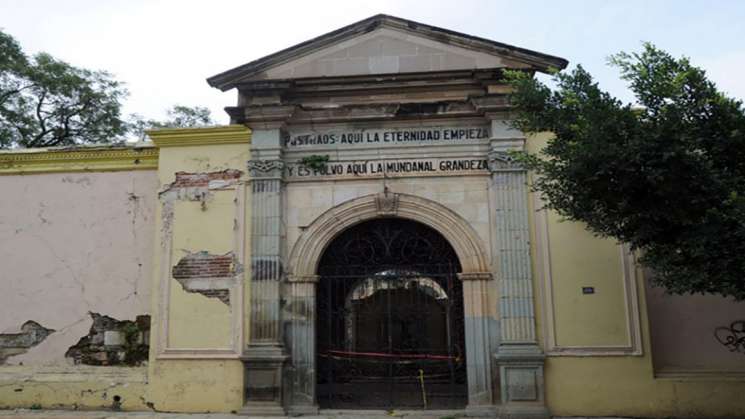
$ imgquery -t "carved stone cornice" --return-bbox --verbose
[471,95,511,113]
[291,104,399,123]
[243,105,297,130]
[247,159,286,179]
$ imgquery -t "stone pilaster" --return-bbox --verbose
[283,275,319,415]
[240,127,288,416]
[458,272,496,415]
[488,119,548,419]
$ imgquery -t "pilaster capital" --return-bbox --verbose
[458,272,493,281]
[247,159,286,179]
[488,150,524,172]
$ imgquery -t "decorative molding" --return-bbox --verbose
[243,105,297,129]
[0,145,158,175]
[286,274,320,283]
[247,159,285,178]
[375,190,399,215]
[487,150,522,172]
[534,192,643,357]
[288,193,490,277]
[654,368,745,381]
[0,365,147,382]
[148,125,251,148]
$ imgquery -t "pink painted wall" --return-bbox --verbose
[0,170,158,365]
[646,278,745,372]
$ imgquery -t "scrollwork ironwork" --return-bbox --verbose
[316,219,467,408]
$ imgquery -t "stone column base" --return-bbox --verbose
[286,404,319,416]
[237,401,287,416]
[493,345,547,419]
[240,345,288,416]
[465,404,498,417]
[497,405,550,419]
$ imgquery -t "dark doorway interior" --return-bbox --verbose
[316,218,467,409]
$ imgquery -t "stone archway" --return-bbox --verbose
[289,192,490,278]
[283,192,495,414]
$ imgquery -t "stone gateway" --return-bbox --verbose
[1,14,744,419]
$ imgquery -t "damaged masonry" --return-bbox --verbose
[159,169,244,203]
[172,251,243,305]
[65,313,150,366]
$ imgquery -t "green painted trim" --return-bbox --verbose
[0,145,159,175]
[148,125,252,148]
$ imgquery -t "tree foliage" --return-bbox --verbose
[0,30,216,148]
[507,43,745,300]
[1,30,128,148]
[129,105,215,141]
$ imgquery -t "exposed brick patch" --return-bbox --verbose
[169,169,243,189]
[172,251,241,305]
[173,252,237,279]
[0,321,54,364]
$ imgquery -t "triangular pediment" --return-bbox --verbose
[208,15,568,91]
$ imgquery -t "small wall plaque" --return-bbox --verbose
[582,287,595,295]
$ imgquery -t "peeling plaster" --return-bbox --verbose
[0,171,157,366]
[0,321,54,364]
[159,169,243,203]
[158,170,244,246]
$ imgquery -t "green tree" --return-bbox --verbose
[129,105,215,141]
[0,30,128,148]
[507,43,745,300]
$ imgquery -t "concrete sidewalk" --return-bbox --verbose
[0,409,473,419]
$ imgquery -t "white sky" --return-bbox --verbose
[2,0,744,125]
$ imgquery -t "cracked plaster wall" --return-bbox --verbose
[0,170,158,366]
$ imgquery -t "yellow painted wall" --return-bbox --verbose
[544,209,630,347]
[168,194,236,349]
[145,126,251,412]
[527,132,745,417]
[145,360,244,413]
[0,367,147,411]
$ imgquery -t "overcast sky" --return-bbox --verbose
[2,0,744,125]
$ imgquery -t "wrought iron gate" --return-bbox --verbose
[316,218,467,409]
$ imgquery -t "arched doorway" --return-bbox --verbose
[316,218,468,409]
